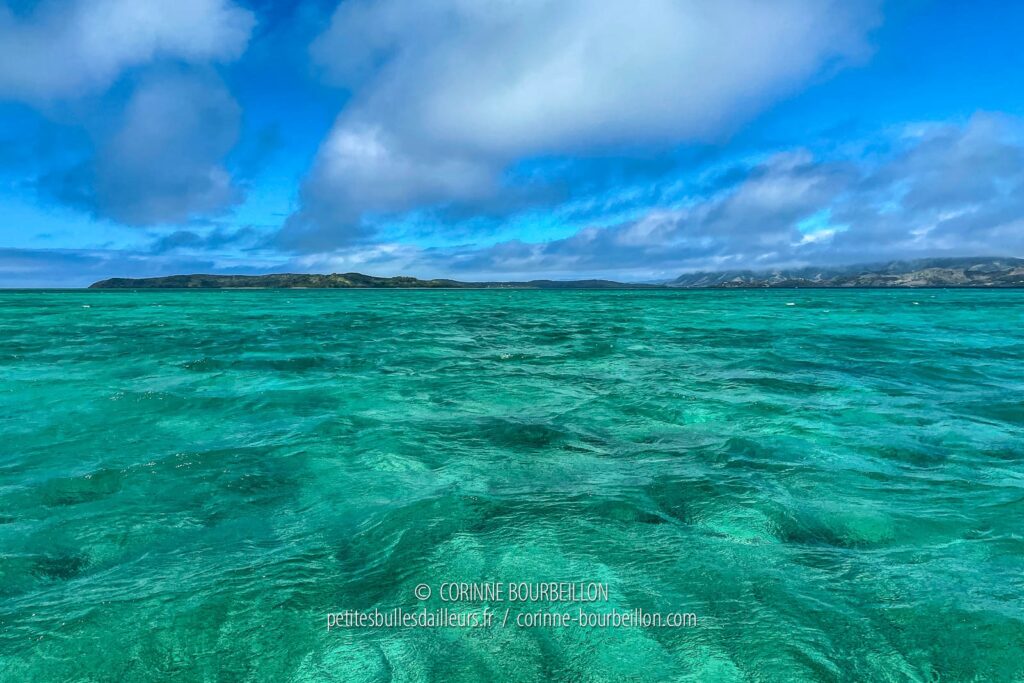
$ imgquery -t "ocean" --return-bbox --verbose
[1,289,1022,681]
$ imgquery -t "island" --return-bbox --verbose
[89,257,1024,289]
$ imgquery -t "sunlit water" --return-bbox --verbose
[1,289,1022,681]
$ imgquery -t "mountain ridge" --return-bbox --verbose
[667,257,1024,288]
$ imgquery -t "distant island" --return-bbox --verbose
[89,273,655,289]
[90,257,1024,289]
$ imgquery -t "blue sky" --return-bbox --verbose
[1,0,1023,286]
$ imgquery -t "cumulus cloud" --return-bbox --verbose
[0,0,256,227]
[282,124,496,248]
[40,73,244,225]
[0,0,255,101]
[284,0,879,247]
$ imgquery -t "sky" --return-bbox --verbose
[1,0,1023,286]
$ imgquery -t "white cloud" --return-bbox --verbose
[286,0,879,247]
[314,0,876,153]
[0,0,255,101]
[315,124,493,212]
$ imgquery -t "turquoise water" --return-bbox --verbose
[1,289,1022,681]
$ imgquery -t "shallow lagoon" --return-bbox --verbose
[1,289,1022,681]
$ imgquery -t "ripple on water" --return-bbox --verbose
[0,289,1022,681]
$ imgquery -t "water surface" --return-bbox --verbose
[1,289,1022,681]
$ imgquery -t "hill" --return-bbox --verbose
[668,257,1024,288]
[88,273,652,289]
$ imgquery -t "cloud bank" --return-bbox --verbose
[395,113,1024,279]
